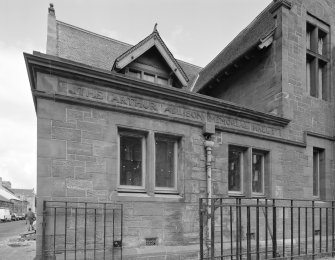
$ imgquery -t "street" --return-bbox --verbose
[0,220,35,260]
[0,220,26,242]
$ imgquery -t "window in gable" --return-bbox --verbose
[143,72,155,83]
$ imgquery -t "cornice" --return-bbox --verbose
[24,52,291,127]
[32,90,306,148]
[304,131,335,142]
[269,0,292,14]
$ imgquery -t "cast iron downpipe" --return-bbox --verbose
[204,137,214,257]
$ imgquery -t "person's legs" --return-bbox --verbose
[29,220,34,231]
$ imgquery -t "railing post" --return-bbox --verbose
[247,205,251,260]
[199,198,204,260]
[291,200,293,260]
[211,199,215,260]
[256,199,260,260]
[272,199,277,258]
[312,201,315,260]
[42,200,46,260]
[332,201,334,257]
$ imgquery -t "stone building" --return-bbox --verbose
[0,178,28,215]
[25,0,335,259]
[11,188,36,212]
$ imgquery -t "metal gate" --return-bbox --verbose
[42,201,123,260]
[200,198,335,260]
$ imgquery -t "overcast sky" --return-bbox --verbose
[0,0,272,190]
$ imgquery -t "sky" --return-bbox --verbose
[0,0,272,190]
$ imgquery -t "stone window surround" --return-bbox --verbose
[306,14,330,101]
[117,126,181,195]
[228,144,270,198]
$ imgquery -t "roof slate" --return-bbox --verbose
[193,1,277,93]
[11,189,35,197]
[56,21,201,87]
[0,194,9,202]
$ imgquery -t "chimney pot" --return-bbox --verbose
[48,3,55,15]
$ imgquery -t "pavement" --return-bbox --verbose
[0,220,36,260]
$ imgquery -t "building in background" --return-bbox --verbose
[11,188,36,212]
[25,0,335,259]
[0,177,28,215]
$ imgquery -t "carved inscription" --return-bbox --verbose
[162,105,206,121]
[68,85,105,100]
[107,93,159,112]
[207,113,279,136]
[64,82,280,136]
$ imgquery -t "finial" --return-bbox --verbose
[48,3,55,15]
[153,23,158,32]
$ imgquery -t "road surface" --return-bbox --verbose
[0,219,27,242]
[0,220,36,260]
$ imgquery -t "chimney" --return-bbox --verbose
[46,3,57,55]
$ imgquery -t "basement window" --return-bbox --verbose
[145,237,158,246]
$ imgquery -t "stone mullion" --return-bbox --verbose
[146,131,155,195]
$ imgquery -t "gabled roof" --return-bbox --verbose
[53,21,201,87]
[11,189,35,197]
[0,194,9,202]
[113,26,189,87]
[193,0,291,93]
[0,186,20,201]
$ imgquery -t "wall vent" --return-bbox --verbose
[145,237,158,246]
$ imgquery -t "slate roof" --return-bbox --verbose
[11,189,35,197]
[0,186,20,201]
[193,0,278,93]
[56,21,201,87]
[0,194,9,202]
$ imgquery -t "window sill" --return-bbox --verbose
[228,192,245,198]
[116,192,184,202]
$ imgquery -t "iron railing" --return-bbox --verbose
[200,198,335,259]
[42,201,123,260]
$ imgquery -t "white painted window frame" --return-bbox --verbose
[154,135,179,193]
[117,130,146,192]
[251,150,265,196]
[228,147,244,195]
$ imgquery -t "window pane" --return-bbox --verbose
[306,60,311,93]
[155,139,175,188]
[252,153,263,193]
[128,69,141,79]
[318,37,323,55]
[120,135,142,186]
[306,31,311,50]
[313,150,319,197]
[228,149,242,192]
[157,77,168,86]
[143,73,155,83]
[318,66,323,99]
